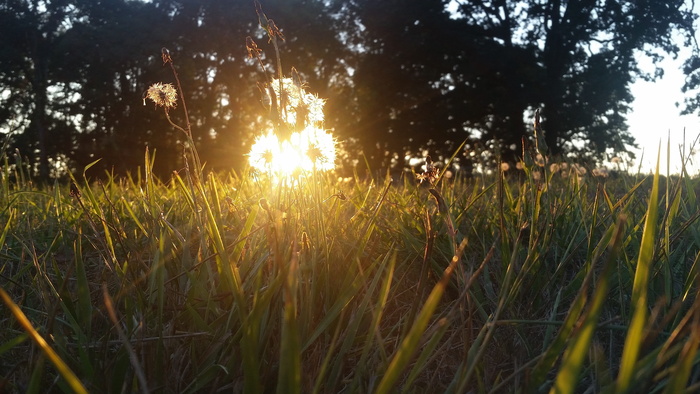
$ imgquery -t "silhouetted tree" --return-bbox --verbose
[0,0,91,180]
[341,0,697,168]
[1,0,697,178]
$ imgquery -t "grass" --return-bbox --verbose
[3,143,700,393]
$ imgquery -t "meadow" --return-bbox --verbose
[3,7,700,391]
[3,140,700,393]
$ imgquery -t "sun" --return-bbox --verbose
[248,77,336,176]
[248,126,336,176]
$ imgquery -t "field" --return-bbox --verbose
[2,144,700,393]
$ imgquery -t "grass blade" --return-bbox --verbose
[0,288,88,394]
[375,238,467,394]
[615,147,661,392]
[551,216,625,394]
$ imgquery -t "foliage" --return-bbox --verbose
[346,0,697,168]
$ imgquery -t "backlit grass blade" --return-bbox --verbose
[375,238,467,394]
[550,216,625,394]
[0,288,88,394]
[615,147,661,392]
[277,245,301,394]
[663,293,700,393]
[528,215,620,390]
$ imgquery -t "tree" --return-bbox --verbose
[339,0,697,169]
[0,0,356,179]
[0,0,89,180]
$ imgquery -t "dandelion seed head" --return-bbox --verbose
[249,74,335,177]
[268,78,325,129]
[146,82,178,110]
[248,127,336,176]
[592,167,609,178]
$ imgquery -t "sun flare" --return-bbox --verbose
[248,77,336,176]
[248,126,336,175]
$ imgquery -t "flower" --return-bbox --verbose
[248,132,281,170]
[265,78,325,130]
[592,167,609,178]
[295,126,336,171]
[145,82,178,111]
[246,36,262,59]
[534,153,546,167]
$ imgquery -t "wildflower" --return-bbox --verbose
[70,182,81,198]
[535,153,546,167]
[416,156,440,185]
[572,164,587,176]
[161,47,172,65]
[592,167,609,178]
[145,82,178,111]
[248,132,281,170]
[248,127,336,175]
[500,162,510,172]
[295,126,336,171]
[266,78,325,130]
[267,19,285,42]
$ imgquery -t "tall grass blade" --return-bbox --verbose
[0,288,88,394]
[615,146,661,392]
[375,238,467,394]
[277,244,301,394]
[550,216,625,394]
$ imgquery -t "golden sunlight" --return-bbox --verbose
[248,126,336,175]
[248,77,336,176]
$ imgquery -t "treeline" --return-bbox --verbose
[0,0,698,179]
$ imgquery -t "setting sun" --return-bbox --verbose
[248,77,336,176]
[248,126,336,176]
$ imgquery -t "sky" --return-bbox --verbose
[626,2,700,175]
[627,52,700,175]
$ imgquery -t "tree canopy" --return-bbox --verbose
[0,0,697,179]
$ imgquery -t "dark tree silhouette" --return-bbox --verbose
[341,0,697,168]
[0,0,697,178]
[0,0,91,180]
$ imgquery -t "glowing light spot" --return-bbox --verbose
[248,77,336,177]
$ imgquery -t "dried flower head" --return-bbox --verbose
[416,156,440,185]
[265,78,325,129]
[70,182,81,199]
[592,167,609,178]
[145,82,178,111]
[267,19,285,42]
[246,36,262,59]
[161,47,172,65]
